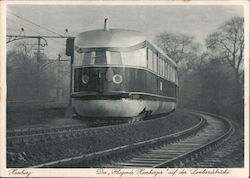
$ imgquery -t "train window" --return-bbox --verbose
[174,68,177,82]
[159,58,162,76]
[109,51,122,65]
[173,68,175,81]
[162,60,164,76]
[93,51,107,64]
[173,68,175,82]
[147,49,153,70]
[75,51,106,65]
[161,59,163,75]
[153,53,157,72]
[175,70,178,83]
[163,61,165,77]
[74,52,82,66]
[170,66,173,81]
[159,58,161,75]
[171,66,173,81]
[160,58,164,76]
[158,57,161,75]
[165,62,168,79]
[173,67,175,81]
[121,48,147,67]
[168,65,170,80]
[82,52,92,65]
[170,66,172,81]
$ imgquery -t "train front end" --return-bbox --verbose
[69,19,178,118]
[72,22,149,117]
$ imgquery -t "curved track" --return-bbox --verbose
[108,112,234,168]
[29,111,233,168]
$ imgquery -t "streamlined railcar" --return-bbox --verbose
[70,19,178,118]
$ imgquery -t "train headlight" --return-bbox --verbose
[81,74,89,84]
[112,74,123,84]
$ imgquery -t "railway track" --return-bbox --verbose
[7,111,162,139]
[7,121,132,146]
[7,118,127,137]
[108,112,234,168]
[29,111,233,168]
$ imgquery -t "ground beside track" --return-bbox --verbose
[7,109,76,129]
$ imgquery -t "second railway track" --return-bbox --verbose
[7,121,136,145]
[7,116,157,145]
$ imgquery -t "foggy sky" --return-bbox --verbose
[7,5,243,58]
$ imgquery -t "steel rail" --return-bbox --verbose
[7,124,88,137]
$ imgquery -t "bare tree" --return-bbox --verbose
[155,32,203,78]
[155,33,200,62]
[7,42,58,101]
[7,42,38,100]
[206,16,244,99]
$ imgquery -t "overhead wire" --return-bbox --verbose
[8,18,42,36]
[7,17,66,47]
[7,11,67,59]
[8,11,64,37]
[8,18,65,47]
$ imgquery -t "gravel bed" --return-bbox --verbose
[7,110,200,167]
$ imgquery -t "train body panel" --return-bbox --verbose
[73,66,177,98]
[72,66,177,117]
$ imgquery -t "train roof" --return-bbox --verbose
[75,28,176,66]
[75,29,145,48]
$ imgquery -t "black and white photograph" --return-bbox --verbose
[0,1,249,177]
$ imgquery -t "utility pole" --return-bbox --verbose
[37,37,41,100]
[65,52,74,117]
[57,54,61,101]
[65,37,75,117]
[69,54,73,107]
